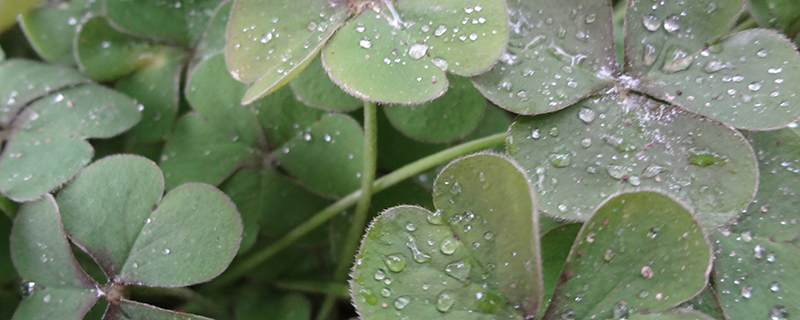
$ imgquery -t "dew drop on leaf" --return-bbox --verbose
[383,253,406,272]
[436,290,455,312]
[642,14,661,31]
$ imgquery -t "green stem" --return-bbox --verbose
[129,286,227,319]
[0,194,18,220]
[273,280,350,299]
[316,101,379,320]
[208,132,506,288]
[612,0,627,26]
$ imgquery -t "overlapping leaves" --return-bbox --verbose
[226,0,508,104]
[353,153,714,320]
[10,155,242,320]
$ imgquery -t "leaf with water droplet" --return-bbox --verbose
[544,191,712,320]
[383,75,487,143]
[679,286,726,320]
[507,93,757,228]
[10,195,99,320]
[75,16,165,82]
[323,0,507,105]
[748,0,800,37]
[275,114,364,198]
[0,83,141,201]
[104,0,220,48]
[226,0,351,104]
[624,0,744,77]
[471,0,616,115]
[353,153,541,319]
[106,298,213,320]
[638,29,800,130]
[18,0,99,65]
[729,128,800,243]
[56,155,242,287]
[627,309,717,320]
[712,234,800,320]
[289,55,361,112]
[0,60,90,127]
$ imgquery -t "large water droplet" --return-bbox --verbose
[769,305,788,320]
[20,281,35,298]
[643,43,657,66]
[359,37,372,49]
[757,49,769,57]
[561,309,576,320]
[406,236,431,263]
[380,287,392,297]
[384,253,407,272]
[769,281,780,292]
[394,296,411,310]
[741,285,753,299]
[374,269,386,280]
[358,288,378,305]
[427,210,444,225]
[550,154,571,168]
[748,82,762,91]
[613,301,629,319]
[434,24,447,36]
[704,60,729,73]
[663,14,681,32]
[607,165,628,179]
[444,259,471,282]
[578,108,595,123]
[642,14,661,31]
[436,290,456,312]
[431,57,449,71]
[440,237,457,255]
[260,32,273,44]
[409,43,429,60]
[661,47,693,73]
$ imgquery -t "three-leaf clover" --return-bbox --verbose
[10,155,242,319]
[470,0,800,228]
[226,0,509,105]
[352,153,713,320]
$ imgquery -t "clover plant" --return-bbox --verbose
[0,0,798,320]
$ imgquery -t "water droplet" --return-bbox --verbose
[741,231,753,242]
[561,309,576,320]
[434,24,447,36]
[421,24,430,32]
[640,265,653,278]
[769,305,788,320]
[436,290,455,312]
[607,165,627,180]
[643,43,657,66]
[613,301,629,319]
[550,154,571,168]
[380,287,392,297]
[260,32,273,44]
[768,67,783,74]
[663,14,681,32]
[647,227,660,239]
[642,165,663,178]
[578,108,595,123]
[409,43,429,60]
[770,281,780,292]
[431,57,448,71]
[661,47,693,73]
[469,32,478,41]
[755,244,764,259]
[757,49,769,57]
[628,175,641,186]
[585,14,596,24]
[483,232,494,240]
[358,288,378,305]
[43,294,50,303]
[394,296,411,309]
[355,23,365,33]
[642,14,661,31]
[427,210,444,225]
[704,60,729,73]
[20,282,35,298]
[374,269,386,280]
[741,285,753,299]
[162,249,170,254]
[440,237,457,255]
[580,137,592,148]
[444,259,471,282]
[359,37,372,49]
[603,249,614,262]
[406,236,431,263]
[767,253,776,262]
[748,82,762,91]
[384,253,407,272]
[637,290,650,299]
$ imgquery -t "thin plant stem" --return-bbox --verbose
[208,132,506,288]
[613,0,627,26]
[0,194,18,220]
[129,286,227,319]
[731,17,757,34]
[316,100,378,320]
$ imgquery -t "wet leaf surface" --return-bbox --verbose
[18,0,97,65]
[104,0,221,47]
[289,55,361,112]
[353,153,542,319]
[75,17,161,82]
[507,94,757,228]
[544,191,712,320]
[472,0,616,115]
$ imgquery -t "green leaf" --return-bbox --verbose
[275,114,364,198]
[111,299,212,320]
[539,223,581,318]
[0,45,4,61]
[160,112,257,190]
[0,216,14,285]
[235,288,311,320]
[18,0,98,65]
[544,191,712,320]
[323,0,507,104]
[0,60,89,127]
[507,94,757,229]
[0,0,38,33]
[712,234,799,320]
[255,85,326,149]
[116,47,186,141]
[471,0,617,115]
[10,195,98,320]
[679,286,726,320]
[353,153,541,319]
[0,85,142,201]
[749,0,800,37]
[624,0,743,78]
[104,0,221,47]
[383,75,486,143]
[635,29,800,130]
[225,0,351,104]
[57,155,164,277]
[185,54,263,147]
[191,1,231,67]
[628,309,717,320]
[75,16,161,82]
[730,128,800,242]
[57,155,241,286]
[289,55,361,112]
